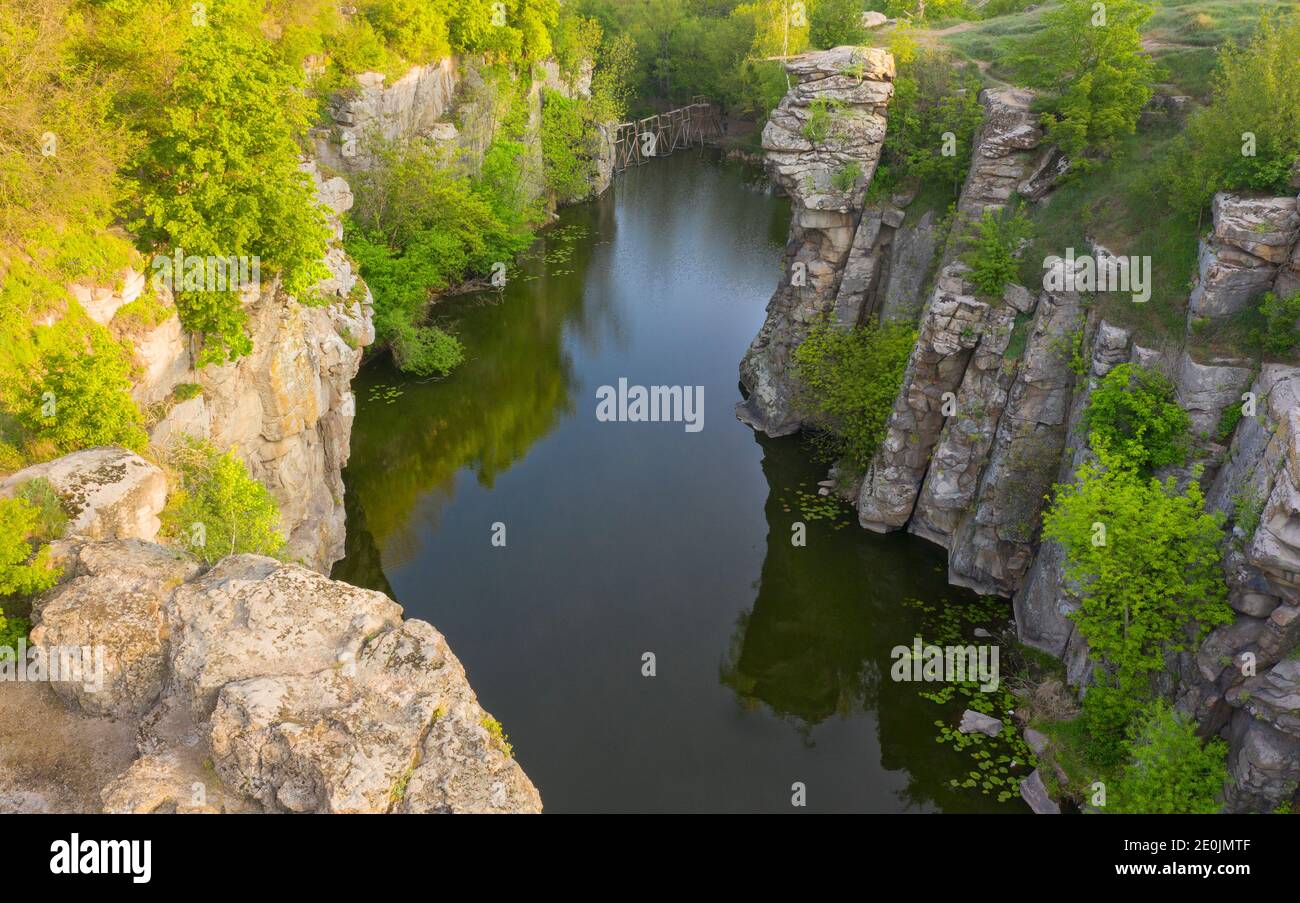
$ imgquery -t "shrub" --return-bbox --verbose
[347,137,535,376]
[961,207,1034,296]
[130,11,331,364]
[1256,291,1300,357]
[1108,700,1227,814]
[1082,364,1191,472]
[1165,12,1300,213]
[793,318,917,470]
[0,495,62,599]
[1042,447,1233,755]
[831,161,863,193]
[810,0,867,50]
[1016,0,1155,159]
[12,478,67,543]
[16,322,147,454]
[872,48,983,197]
[801,98,840,143]
[390,321,465,377]
[161,438,287,564]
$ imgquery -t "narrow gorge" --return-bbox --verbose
[3,0,1299,823]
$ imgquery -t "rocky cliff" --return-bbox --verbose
[739,66,1300,812]
[736,46,896,436]
[0,54,619,813]
[311,55,612,205]
[0,451,539,813]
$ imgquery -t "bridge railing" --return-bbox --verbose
[610,100,723,174]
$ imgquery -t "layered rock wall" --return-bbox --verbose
[737,46,895,436]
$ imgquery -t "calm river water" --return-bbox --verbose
[335,152,1023,813]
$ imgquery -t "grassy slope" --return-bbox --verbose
[921,1,1299,351]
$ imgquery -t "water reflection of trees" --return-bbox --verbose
[720,433,1016,812]
[343,195,618,563]
[718,434,881,726]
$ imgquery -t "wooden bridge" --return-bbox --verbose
[610,97,724,174]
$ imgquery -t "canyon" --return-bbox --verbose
[4,36,1297,814]
[738,46,1300,813]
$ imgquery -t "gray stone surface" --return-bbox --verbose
[738,47,895,436]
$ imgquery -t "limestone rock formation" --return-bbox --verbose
[955,89,1044,221]
[23,543,541,814]
[0,448,167,544]
[738,46,895,436]
[1189,192,1300,320]
[858,271,989,531]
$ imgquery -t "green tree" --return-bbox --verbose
[810,0,867,50]
[541,91,598,203]
[793,317,916,469]
[1165,12,1300,214]
[130,12,330,364]
[873,47,983,196]
[1109,700,1227,814]
[1017,0,1155,159]
[161,438,287,564]
[1042,447,1233,755]
[961,206,1034,296]
[17,322,148,454]
[1252,291,1300,358]
[1083,363,1191,472]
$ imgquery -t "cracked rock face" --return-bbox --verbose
[955,88,1043,222]
[738,46,895,437]
[1189,192,1300,320]
[24,545,541,814]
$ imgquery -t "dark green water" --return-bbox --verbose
[335,152,1025,813]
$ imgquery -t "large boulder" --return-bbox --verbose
[0,448,167,543]
[210,620,541,814]
[165,555,403,718]
[1189,193,1300,319]
[28,542,201,718]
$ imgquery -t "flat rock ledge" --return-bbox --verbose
[20,542,541,814]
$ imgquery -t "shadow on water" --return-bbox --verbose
[335,151,1025,812]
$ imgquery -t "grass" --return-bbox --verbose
[1015,123,1198,347]
[923,1,1298,95]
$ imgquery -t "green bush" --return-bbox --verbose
[1256,291,1300,357]
[1083,364,1191,472]
[12,478,68,543]
[1016,0,1156,159]
[1109,700,1227,814]
[390,320,465,377]
[1042,447,1233,758]
[871,47,983,198]
[1165,12,1300,213]
[0,495,62,599]
[346,137,536,376]
[793,317,917,470]
[961,207,1034,296]
[831,161,864,193]
[810,0,867,50]
[130,11,331,365]
[161,438,287,564]
[16,322,148,455]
